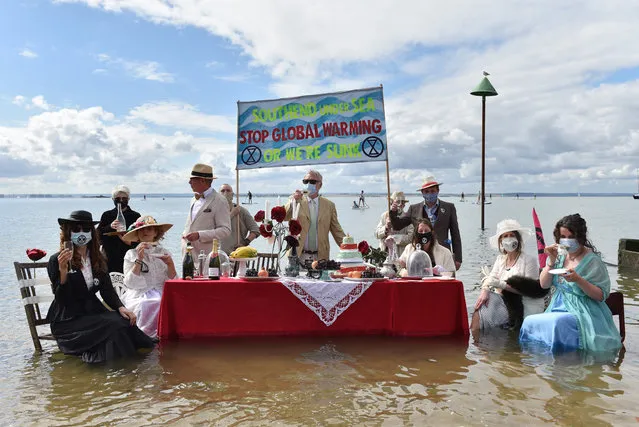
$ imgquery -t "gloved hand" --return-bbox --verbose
[433,265,446,276]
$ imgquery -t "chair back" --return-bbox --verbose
[109,272,127,298]
[14,261,55,352]
[605,291,625,343]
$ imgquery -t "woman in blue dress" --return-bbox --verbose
[519,214,621,353]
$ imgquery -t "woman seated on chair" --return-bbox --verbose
[519,214,622,353]
[397,219,455,276]
[47,210,154,364]
[121,216,177,338]
[470,219,544,332]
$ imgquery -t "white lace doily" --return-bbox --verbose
[278,278,373,326]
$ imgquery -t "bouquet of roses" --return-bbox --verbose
[26,248,47,262]
[254,204,302,257]
[358,240,387,267]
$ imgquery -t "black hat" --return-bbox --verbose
[58,210,99,226]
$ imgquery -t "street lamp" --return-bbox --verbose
[470,73,498,230]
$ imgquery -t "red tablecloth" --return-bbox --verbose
[158,278,469,339]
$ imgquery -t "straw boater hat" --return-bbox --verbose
[390,191,409,203]
[122,215,173,243]
[58,210,99,226]
[417,176,443,191]
[190,163,217,180]
[489,219,532,249]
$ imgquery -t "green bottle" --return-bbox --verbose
[182,242,195,279]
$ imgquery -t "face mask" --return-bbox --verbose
[417,232,432,246]
[423,193,438,204]
[224,192,234,203]
[71,231,92,247]
[306,183,317,194]
[559,238,580,253]
[500,237,518,253]
[113,198,128,209]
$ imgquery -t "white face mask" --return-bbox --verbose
[500,237,518,253]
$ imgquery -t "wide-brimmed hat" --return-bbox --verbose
[489,219,532,249]
[417,176,443,191]
[190,163,217,180]
[390,191,409,203]
[122,215,173,243]
[58,210,99,226]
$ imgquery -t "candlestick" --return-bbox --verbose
[265,200,270,220]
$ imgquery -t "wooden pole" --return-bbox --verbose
[481,96,486,231]
[235,169,241,247]
[385,158,392,213]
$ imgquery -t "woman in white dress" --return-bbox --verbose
[470,219,542,332]
[121,216,177,339]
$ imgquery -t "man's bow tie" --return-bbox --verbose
[194,193,204,200]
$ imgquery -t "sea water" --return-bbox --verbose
[1,195,638,425]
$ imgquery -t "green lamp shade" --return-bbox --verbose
[470,77,498,96]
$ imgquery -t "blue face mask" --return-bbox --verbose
[559,238,580,253]
[71,231,92,247]
[423,193,438,204]
[306,183,317,194]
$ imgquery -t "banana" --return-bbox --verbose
[230,246,258,258]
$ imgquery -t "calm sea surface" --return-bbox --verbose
[1,195,638,426]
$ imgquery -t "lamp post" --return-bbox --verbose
[470,74,498,230]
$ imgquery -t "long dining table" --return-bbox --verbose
[157,277,469,340]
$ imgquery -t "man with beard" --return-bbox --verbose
[219,183,260,252]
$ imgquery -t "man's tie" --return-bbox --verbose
[307,199,318,251]
[194,193,204,200]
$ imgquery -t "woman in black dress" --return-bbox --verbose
[47,210,154,363]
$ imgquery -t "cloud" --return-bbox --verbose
[12,96,26,106]
[12,95,52,110]
[19,48,38,58]
[127,102,236,133]
[97,53,174,82]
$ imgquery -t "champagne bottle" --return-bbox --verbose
[208,239,220,280]
[115,203,126,232]
[182,242,195,279]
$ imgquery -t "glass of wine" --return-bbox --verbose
[63,241,75,273]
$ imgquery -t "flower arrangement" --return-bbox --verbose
[358,240,387,267]
[26,248,47,262]
[254,204,302,260]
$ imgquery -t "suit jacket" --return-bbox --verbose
[285,195,346,260]
[182,189,232,256]
[98,206,140,273]
[46,253,123,323]
[389,199,462,263]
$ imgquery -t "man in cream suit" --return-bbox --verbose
[389,176,462,270]
[285,169,346,264]
[182,163,231,256]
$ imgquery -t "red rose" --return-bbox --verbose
[357,240,370,255]
[288,219,302,236]
[254,210,265,222]
[259,223,273,238]
[271,206,286,223]
[26,248,47,262]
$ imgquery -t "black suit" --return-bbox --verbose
[98,206,140,273]
[389,199,462,264]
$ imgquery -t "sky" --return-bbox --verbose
[1,0,639,196]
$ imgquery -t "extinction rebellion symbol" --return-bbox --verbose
[241,146,262,165]
[361,136,384,158]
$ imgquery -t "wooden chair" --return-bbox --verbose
[14,261,55,352]
[233,252,279,276]
[109,272,127,298]
[605,291,625,343]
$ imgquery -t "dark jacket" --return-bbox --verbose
[98,206,140,273]
[46,253,123,323]
[389,199,462,263]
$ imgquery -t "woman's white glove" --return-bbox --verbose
[432,265,446,276]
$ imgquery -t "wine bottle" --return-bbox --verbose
[182,242,195,279]
[208,239,220,280]
[115,202,126,232]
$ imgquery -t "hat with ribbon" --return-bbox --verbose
[58,210,99,226]
[489,219,532,249]
[417,176,443,191]
[190,163,217,180]
[122,215,173,243]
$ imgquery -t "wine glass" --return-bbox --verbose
[63,241,75,273]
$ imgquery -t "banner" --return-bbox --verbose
[236,86,387,170]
